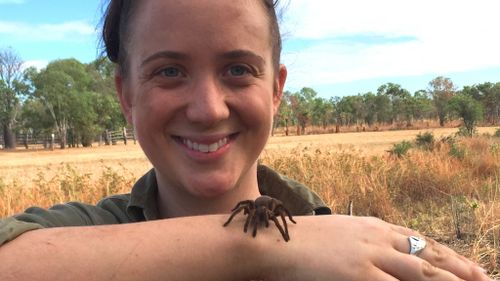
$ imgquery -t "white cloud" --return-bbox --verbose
[22,60,48,70]
[0,20,97,42]
[281,0,500,88]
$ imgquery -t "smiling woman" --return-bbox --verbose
[0,1,494,281]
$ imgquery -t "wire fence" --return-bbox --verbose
[0,127,136,150]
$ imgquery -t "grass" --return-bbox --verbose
[0,128,499,277]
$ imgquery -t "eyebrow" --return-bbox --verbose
[140,51,188,67]
[140,49,266,67]
[221,50,266,65]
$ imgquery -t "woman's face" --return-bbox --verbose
[116,0,287,198]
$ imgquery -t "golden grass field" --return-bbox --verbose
[1,126,499,277]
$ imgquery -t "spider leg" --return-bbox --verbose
[278,212,289,240]
[270,216,289,241]
[276,206,297,224]
[264,210,272,228]
[244,208,255,233]
[230,200,254,212]
[251,210,259,237]
[223,206,246,226]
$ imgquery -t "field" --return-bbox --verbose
[1,126,499,277]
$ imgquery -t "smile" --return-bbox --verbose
[181,137,228,153]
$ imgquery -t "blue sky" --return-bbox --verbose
[1,0,499,99]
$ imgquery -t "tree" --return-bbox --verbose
[27,59,92,149]
[377,83,412,125]
[289,87,317,135]
[275,90,293,136]
[428,76,455,126]
[448,93,483,136]
[0,48,25,149]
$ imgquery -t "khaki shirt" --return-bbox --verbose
[0,165,331,246]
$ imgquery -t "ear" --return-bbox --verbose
[115,67,133,124]
[272,64,287,115]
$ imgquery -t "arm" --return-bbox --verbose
[0,215,264,281]
[0,214,492,281]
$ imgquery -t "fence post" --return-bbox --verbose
[122,127,128,145]
[23,131,28,149]
[50,133,55,150]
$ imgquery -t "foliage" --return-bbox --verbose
[415,132,435,151]
[21,57,124,148]
[388,140,412,158]
[448,93,484,137]
[449,141,466,159]
[428,76,455,127]
[494,129,500,138]
[0,48,26,148]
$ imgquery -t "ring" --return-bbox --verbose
[408,236,426,255]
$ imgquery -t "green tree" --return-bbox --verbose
[448,93,483,136]
[27,59,93,148]
[275,90,293,136]
[0,48,25,149]
[377,83,412,125]
[289,87,317,135]
[412,90,434,121]
[428,76,455,127]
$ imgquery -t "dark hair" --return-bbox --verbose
[101,0,282,75]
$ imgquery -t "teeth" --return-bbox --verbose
[182,137,228,153]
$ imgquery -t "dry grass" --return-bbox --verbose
[0,127,499,277]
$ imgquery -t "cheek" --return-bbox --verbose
[235,89,275,131]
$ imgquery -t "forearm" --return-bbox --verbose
[0,215,266,281]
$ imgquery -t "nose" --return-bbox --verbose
[185,77,230,126]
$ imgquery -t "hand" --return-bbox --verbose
[264,215,491,281]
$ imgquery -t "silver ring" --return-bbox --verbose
[408,236,426,255]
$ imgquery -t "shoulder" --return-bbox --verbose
[257,164,331,215]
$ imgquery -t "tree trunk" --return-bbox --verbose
[59,127,67,149]
[2,123,16,149]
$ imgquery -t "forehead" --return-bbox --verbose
[127,0,272,60]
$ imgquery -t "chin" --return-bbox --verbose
[187,178,236,198]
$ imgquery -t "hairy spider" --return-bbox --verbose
[223,195,296,242]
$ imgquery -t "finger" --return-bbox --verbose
[391,233,490,281]
[379,251,467,281]
[359,268,400,281]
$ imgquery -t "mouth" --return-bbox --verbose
[173,133,238,153]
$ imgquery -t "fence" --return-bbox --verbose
[0,127,136,150]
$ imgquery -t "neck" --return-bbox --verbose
[155,163,262,218]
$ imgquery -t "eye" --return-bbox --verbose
[158,67,182,77]
[227,65,251,77]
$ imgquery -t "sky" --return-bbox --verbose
[1,0,499,99]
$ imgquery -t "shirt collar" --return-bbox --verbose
[126,166,331,220]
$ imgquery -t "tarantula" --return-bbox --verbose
[223,195,296,242]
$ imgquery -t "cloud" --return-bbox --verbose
[0,0,24,4]
[0,20,97,42]
[280,0,500,89]
[22,60,48,70]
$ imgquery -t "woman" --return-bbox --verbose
[0,0,492,280]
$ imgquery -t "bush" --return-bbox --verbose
[449,142,466,159]
[456,126,478,137]
[494,128,500,138]
[388,141,412,158]
[415,132,435,151]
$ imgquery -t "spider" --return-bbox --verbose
[223,195,296,242]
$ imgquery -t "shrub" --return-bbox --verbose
[449,142,466,159]
[456,126,477,137]
[388,141,412,158]
[494,128,500,138]
[415,132,435,151]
